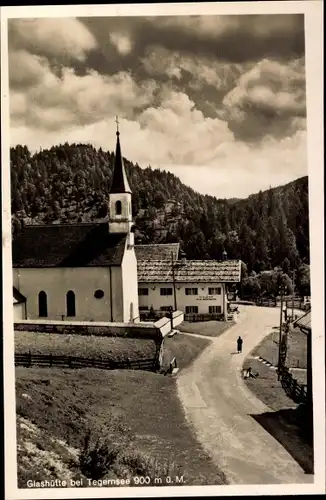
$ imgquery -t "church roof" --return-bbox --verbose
[13,287,26,304]
[12,223,127,268]
[137,259,241,283]
[135,243,180,261]
[109,131,132,194]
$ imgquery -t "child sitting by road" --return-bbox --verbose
[244,367,259,379]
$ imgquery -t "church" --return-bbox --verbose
[12,129,139,323]
[12,126,242,324]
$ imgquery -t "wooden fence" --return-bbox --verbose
[15,352,156,372]
[278,365,307,404]
[243,297,309,311]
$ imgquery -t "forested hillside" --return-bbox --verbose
[10,143,310,296]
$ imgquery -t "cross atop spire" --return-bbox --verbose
[115,115,120,135]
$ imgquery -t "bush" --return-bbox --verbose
[115,450,184,480]
[79,430,120,480]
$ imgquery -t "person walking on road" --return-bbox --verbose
[237,336,243,353]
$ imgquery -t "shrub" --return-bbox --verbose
[115,450,184,480]
[79,430,120,480]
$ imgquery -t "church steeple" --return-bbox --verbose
[110,126,132,194]
[108,119,133,238]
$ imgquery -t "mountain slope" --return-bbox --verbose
[10,143,309,274]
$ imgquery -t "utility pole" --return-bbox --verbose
[171,251,177,311]
[291,269,296,321]
[278,284,284,380]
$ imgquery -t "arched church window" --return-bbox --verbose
[38,291,48,317]
[115,200,122,215]
[66,290,76,317]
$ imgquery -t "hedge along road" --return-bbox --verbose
[177,305,313,485]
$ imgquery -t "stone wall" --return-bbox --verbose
[14,319,162,342]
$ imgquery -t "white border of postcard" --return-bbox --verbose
[1,1,325,498]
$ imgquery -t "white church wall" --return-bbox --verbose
[138,281,226,315]
[121,243,139,323]
[14,302,26,320]
[13,267,120,322]
[110,266,124,322]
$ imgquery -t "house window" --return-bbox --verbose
[185,288,198,295]
[115,200,122,215]
[38,291,48,317]
[138,288,149,296]
[160,288,173,296]
[185,306,198,314]
[209,287,221,295]
[139,306,149,311]
[209,306,222,314]
[66,290,76,317]
[160,306,172,311]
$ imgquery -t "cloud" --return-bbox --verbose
[9,18,97,61]
[140,45,245,91]
[10,109,307,199]
[146,14,305,62]
[9,52,158,131]
[158,129,307,198]
[81,14,304,66]
[7,15,308,198]
[109,32,133,55]
[221,58,306,141]
[9,50,49,89]
[136,89,234,165]
[10,87,234,166]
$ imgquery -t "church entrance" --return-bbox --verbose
[66,290,76,317]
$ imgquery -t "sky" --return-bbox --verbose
[8,13,307,199]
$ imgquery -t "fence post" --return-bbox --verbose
[300,385,306,403]
[292,379,297,398]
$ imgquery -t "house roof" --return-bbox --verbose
[293,310,311,332]
[109,131,132,194]
[135,243,180,261]
[13,287,26,304]
[137,259,241,283]
[12,223,127,268]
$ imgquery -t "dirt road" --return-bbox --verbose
[177,306,312,485]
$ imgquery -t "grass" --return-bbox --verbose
[15,331,156,362]
[16,366,226,487]
[243,359,298,412]
[251,326,307,368]
[244,323,312,475]
[178,320,235,337]
[161,333,211,372]
[242,358,313,474]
